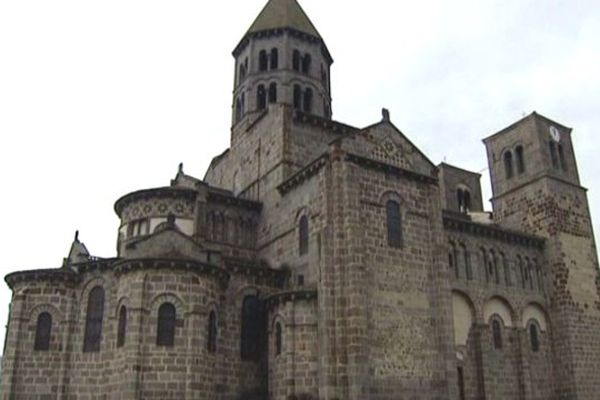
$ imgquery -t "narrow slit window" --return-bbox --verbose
[302,53,311,74]
[504,151,514,179]
[156,303,176,347]
[34,312,52,351]
[303,88,313,113]
[293,85,302,109]
[83,286,105,352]
[268,83,277,104]
[558,144,568,171]
[117,305,127,348]
[270,48,278,70]
[275,322,282,356]
[492,319,503,349]
[299,215,309,255]
[241,295,263,361]
[259,50,268,71]
[386,200,402,247]
[256,85,266,110]
[292,50,300,71]
[530,323,540,352]
[516,145,525,174]
[207,310,217,353]
[549,141,559,168]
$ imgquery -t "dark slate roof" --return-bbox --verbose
[246,0,321,38]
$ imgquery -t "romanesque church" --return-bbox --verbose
[2,0,600,399]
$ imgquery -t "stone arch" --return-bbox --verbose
[451,290,475,346]
[271,313,285,357]
[379,190,406,207]
[456,183,472,213]
[521,302,549,332]
[28,303,62,324]
[80,276,107,303]
[114,296,131,317]
[149,292,185,316]
[483,296,514,327]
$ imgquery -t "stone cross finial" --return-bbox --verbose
[382,108,390,122]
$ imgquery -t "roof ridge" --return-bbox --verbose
[246,0,321,38]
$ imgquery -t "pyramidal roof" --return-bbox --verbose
[246,0,322,38]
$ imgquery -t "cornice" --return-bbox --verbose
[345,153,438,185]
[264,288,317,311]
[277,154,329,195]
[114,187,198,217]
[113,258,230,289]
[223,257,289,288]
[443,212,545,249]
[207,190,263,212]
[292,110,358,134]
[5,269,81,289]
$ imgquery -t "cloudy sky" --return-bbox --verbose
[0,0,599,350]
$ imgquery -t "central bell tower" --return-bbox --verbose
[231,0,333,128]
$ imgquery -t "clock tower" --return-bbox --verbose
[484,112,600,399]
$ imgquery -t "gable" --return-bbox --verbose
[123,228,210,262]
[341,121,436,178]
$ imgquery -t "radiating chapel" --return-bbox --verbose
[2,0,600,399]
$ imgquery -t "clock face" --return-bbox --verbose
[549,126,561,142]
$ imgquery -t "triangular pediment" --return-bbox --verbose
[123,227,210,262]
[341,121,436,178]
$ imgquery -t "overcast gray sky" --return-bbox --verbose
[1,0,599,350]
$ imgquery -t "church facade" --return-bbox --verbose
[2,0,600,399]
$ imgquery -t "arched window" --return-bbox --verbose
[302,53,311,74]
[259,50,268,72]
[526,258,534,290]
[303,88,313,113]
[293,85,302,109]
[457,366,466,400]
[480,248,489,282]
[457,188,471,213]
[504,151,514,179]
[386,200,402,247]
[449,242,458,279]
[34,312,52,351]
[83,286,105,352]
[235,97,242,122]
[461,244,472,280]
[292,50,300,71]
[529,323,540,352]
[299,215,309,255]
[558,144,567,171]
[275,322,282,356]
[117,305,127,348]
[268,83,277,104]
[501,253,511,286]
[491,319,503,349]
[156,303,176,347]
[257,85,267,110]
[239,64,246,83]
[515,145,525,174]
[549,141,559,168]
[270,48,278,69]
[490,251,500,285]
[207,310,217,353]
[241,295,263,361]
[448,246,455,273]
[518,256,526,289]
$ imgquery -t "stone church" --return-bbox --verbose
[2,0,600,399]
